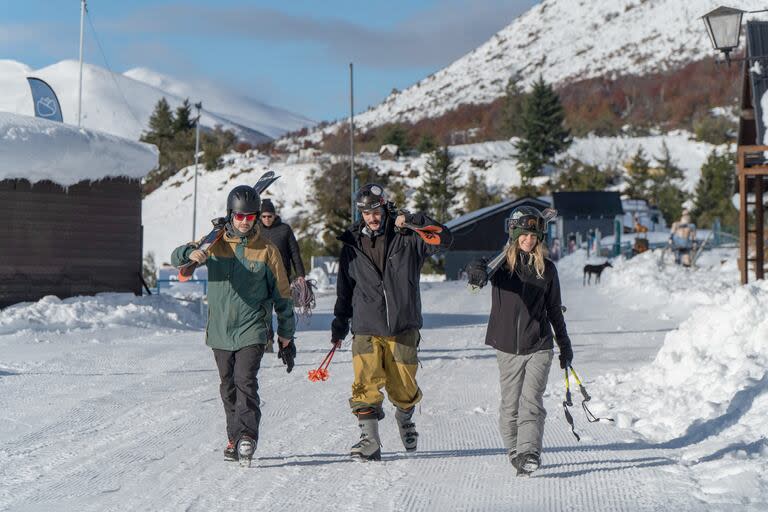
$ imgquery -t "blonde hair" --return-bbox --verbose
[505,236,548,279]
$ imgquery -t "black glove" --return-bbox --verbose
[278,340,297,373]
[466,258,489,288]
[559,344,573,370]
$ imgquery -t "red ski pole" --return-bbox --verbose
[308,344,338,382]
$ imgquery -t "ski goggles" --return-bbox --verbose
[232,212,257,222]
[506,214,545,234]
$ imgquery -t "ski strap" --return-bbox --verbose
[562,366,614,441]
[308,344,338,382]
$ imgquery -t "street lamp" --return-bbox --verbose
[702,6,746,64]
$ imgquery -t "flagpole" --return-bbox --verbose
[77,0,86,127]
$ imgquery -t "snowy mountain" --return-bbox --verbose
[0,59,314,142]
[327,0,766,132]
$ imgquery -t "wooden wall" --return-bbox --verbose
[0,178,142,308]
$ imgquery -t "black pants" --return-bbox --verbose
[213,344,265,445]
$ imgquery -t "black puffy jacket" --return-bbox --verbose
[259,216,305,279]
[331,212,453,340]
[485,254,571,356]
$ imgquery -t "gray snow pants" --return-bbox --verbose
[496,349,553,456]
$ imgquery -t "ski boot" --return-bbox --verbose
[237,435,256,468]
[514,452,540,477]
[224,439,237,462]
[395,407,418,452]
[350,409,382,461]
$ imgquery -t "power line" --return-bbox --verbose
[85,7,144,132]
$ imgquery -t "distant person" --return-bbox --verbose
[669,209,696,267]
[259,198,306,352]
[330,183,453,461]
[465,206,573,476]
[171,185,295,467]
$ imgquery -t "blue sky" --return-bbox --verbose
[1,0,538,122]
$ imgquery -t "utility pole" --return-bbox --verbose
[192,102,202,241]
[350,62,355,224]
[77,0,87,127]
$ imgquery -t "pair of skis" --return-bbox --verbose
[177,170,280,281]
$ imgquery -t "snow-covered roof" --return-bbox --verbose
[379,144,399,154]
[0,112,158,186]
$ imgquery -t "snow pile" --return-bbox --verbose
[0,112,158,185]
[600,248,739,311]
[596,279,768,441]
[0,293,204,334]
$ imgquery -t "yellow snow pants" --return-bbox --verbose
[349,329,422,414]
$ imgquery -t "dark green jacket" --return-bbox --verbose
[171,228,295,351]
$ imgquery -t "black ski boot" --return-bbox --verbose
[350,410,382,461]
[395,407,418,452]
[224,439,237,461]
[237,435,256,468]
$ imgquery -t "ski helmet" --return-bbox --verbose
[507,206,547,241]
[226,185,261,217]
[355,183,386,212]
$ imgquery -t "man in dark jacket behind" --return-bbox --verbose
[330,183,453,461]
[259,198,306,352]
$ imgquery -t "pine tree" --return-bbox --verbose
[462,171,501,214]
[414,146,460,221]
[500,73,527,138]
[142,98,175,148]
[173,99,195,133]
[624,147,652,200]
[514,76,571,184]
[650,142,688,224]
[692,150,737,229]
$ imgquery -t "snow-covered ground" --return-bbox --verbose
[143,132,724,264]
[1,246,766,510]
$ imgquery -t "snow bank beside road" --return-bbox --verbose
[0,293,204,334]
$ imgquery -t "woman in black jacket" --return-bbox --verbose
[467,206,573,476]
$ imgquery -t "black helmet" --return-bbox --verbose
[355,183,386,212]
[507,206,546,241]
[227,185,261,217]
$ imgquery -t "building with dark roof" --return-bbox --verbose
[551,191,623,251]
[443,197,550,280]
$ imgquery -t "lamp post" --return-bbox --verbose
[702,6,745,64]
[701,5,768,283]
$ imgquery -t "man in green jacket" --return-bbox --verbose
[171,185,295,467]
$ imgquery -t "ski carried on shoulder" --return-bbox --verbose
[177,170,280,282]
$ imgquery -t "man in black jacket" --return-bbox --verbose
[331,183,453,461]
[259,199,306,352]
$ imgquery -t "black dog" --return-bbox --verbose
[583,261,613,286]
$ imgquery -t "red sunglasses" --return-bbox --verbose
[232,212,257,222]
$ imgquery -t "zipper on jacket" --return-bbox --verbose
[383,286,391,331]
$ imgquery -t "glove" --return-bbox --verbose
[278,340,297,373]
[330,338,343,349]
[559,344,573,370]
[466,258,489,288]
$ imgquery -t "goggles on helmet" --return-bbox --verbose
[507,214,545,235]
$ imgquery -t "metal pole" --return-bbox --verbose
[77,0,86,127]
[192,102,202,241]
[350,62,355,224]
